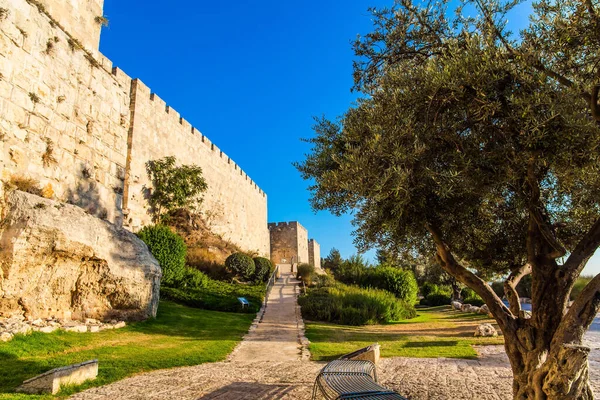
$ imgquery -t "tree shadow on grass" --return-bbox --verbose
[0,351,52,394]
[403,340,458,348]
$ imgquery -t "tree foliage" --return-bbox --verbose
[297,0,600,397]
[146,156,208,221]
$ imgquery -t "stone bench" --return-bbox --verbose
[16,359,98,394]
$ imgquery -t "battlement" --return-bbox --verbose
[129,79,264,197]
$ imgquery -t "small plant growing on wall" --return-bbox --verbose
[41,137,57,167]
[28,92,40,104]
[94,15,109,27]
[4,175,42,196]
[145,156,208,222]
[0,8,9,20]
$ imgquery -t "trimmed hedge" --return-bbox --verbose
[225,253,255,281]
[253,257,273,283]
[138,225,187,286]
[420,293,452,306]
[298,283,416,325]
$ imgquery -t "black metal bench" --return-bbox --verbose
[312,359,406,400]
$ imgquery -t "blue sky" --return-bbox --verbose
[99,0,599,276]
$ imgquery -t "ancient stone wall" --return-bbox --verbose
[0,0,130,224]
[124,79,269,256]
[35,0,104,54]
[269,221,309,265]
[308,239,321,270]
[0,0,270,255]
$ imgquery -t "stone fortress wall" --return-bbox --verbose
[0,0,270,256]
[269,221,321,267]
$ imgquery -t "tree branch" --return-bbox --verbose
[426,224,515,329]
[504,263,532,316]
[564,217,600,275]
[554,273,600,345]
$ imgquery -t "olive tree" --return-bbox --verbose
[297,1,600,398]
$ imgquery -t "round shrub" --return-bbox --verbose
[253,257,273,282]
[420,282,439,298]
[138,225,186,286]
[297,263,316,285]
[366,267,418,304]
[225,253,255,281]
[464,297,485,307]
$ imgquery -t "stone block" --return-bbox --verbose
[344,343,381,365]
[16,360,98,394]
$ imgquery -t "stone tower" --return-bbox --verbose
[268,222,309,265]
[308,239,321,270]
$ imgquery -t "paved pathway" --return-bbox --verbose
[228,271,306,362]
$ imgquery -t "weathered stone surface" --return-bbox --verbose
[17,360,98,394]
[0,332,12,341]
[479,304,490,314]
[346,344,381,365]
[461,303,472,312]
[451,301,462,311]
[475,323,498,337]
[0,191,161,322]
[467,305,481,313]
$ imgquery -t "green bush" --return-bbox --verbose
[253,257,273,282]
[463,296,485,307]
[491,281,505,299]
[138,225,186,286]
[176,267,210,289]
[315,273,337,288]
[570,276,593,301]
[364,267,418,304]
[420,293,452,306]
[298,283,416,325]
[297,263,316,285]
[333,255,369,284]
[420,282,439,298]
[225,253,255,281]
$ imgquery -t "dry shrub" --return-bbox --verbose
[41,183,54,199]
[4,175,42,196]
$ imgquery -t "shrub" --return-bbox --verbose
[420,293,452,306]
[253,257,273,282]
[460,287,485,306]
[297,263,315,285]
[298,283,416,325]
[176,267,210,289]
[571,276,593,301]
[138,225,186,286]
[315,273,336,288]
[491,281,505,299]
[225,253,255,281]
[4,175,42,196]
[333,255,369,284]
[420,282,439,298]
[364,267,418,304]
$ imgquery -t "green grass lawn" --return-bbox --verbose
[0,301,254,400]
[305,305,504,361]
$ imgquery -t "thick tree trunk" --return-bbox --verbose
[509,340,593,399]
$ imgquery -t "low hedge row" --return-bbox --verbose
[298,283,416,326]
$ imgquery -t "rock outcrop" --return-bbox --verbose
[0,191,161,321]
[474,323,498,337]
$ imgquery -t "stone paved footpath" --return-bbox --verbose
[71,274,600,399]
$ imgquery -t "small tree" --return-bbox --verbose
[145,156,207,222]
[225,253,255,281]
[322,248,343,272]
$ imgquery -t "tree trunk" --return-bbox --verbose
[509,341,593,399]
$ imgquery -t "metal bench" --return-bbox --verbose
[312,359,406,399]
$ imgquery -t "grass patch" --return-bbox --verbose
[0,301,254,399]
[305,306,503,361]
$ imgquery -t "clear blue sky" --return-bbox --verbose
[99,0,599,276]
